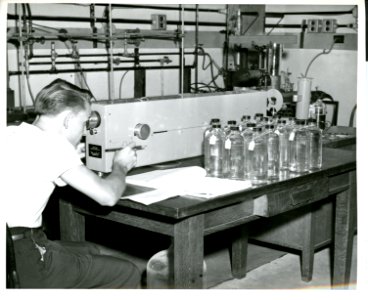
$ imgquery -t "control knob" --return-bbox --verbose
[134,123,150,140]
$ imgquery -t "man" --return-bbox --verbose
[4,78,141,288]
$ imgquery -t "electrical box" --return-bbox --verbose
[151,14,167,30]
[302,33,357,51]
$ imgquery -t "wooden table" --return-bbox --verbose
[59,147,356,289]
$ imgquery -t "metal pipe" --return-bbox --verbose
[194,5,199,92]
[224,5,230,90]
[29,51,196,59]
[93,3,223,13]
[7,14,226,27]
[17,4,26,112]
[179,5,184,97]
[107,4,115,101]
[9,65,195,76]
[28,58,170,65]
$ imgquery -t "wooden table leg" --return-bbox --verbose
[231,225,248,279]
[169,215,205,289]
[300,208,317,282]
[332,171,356,289]
[59,199,85,241]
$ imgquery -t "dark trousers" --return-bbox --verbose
[10,227,141,288]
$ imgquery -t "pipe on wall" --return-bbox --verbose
[8,65,195,76]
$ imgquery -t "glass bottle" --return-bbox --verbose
[242,123,257,180]
[224,120,237,136]
[254,113,264,124]
[239,115,251,132]
[204,124,225,177]
[289,119,310,173]
[265,124,280,180]
[275,120,289,171]
[223,125,244,180]
[204,118,220,138]
[203,118,221,173]
[249,127,268,185]
[308,119,323,170]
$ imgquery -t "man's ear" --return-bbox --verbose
[63,111,73,129]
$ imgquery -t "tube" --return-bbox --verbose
[295,77,312,120]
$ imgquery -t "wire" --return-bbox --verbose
[190,82,225,93]
[196,46,223,90]
[31,23,60,33]
[24,45,35,105]
[266,16,284,35]
[118,71,129,99]
[240,13,259,35]
[63,40,96,100]
[303,41,335,78]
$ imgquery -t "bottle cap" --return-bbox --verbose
[295,119,307,125]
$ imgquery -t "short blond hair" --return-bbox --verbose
[35,79,92,116]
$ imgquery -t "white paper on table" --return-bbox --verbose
[124,166,252,205]
[121,189,179,205]
[126,166,206,190]
[181,177,252,199]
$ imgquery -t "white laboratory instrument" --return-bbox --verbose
[86,90,267,173]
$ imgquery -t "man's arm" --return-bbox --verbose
[60,145,136,206]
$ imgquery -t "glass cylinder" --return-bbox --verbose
[296,77,313,120]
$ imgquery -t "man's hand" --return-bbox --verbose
[76,142,86,159]
[113,142,137,173]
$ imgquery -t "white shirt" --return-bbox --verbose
[4,122,83,228]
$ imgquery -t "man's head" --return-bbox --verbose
[35,78,92,116]
[34,79,93,147]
